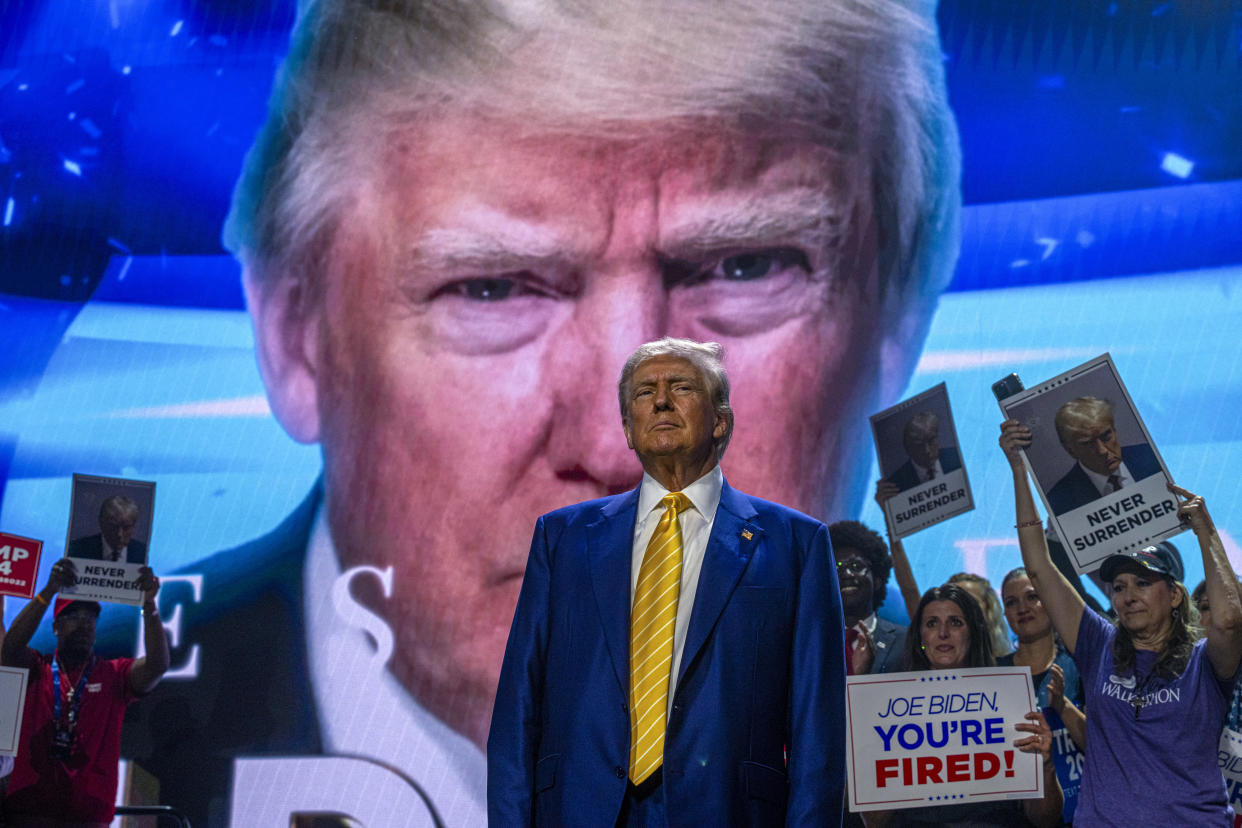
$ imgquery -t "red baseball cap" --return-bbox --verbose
[53,598,102,620]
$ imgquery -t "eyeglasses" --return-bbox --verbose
[836,560,870,575]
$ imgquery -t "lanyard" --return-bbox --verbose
[52,652,95,726]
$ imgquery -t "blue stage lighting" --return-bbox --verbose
[1161,152,1194,179]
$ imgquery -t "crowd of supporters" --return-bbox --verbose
[835,419,1242,827]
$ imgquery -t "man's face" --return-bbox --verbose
[903,430,940,469]
[272,116,900,747]
[623,355,725,473]
[1062,418,1121,475]
[833,547,876,620]
[100,510,136,551]
[53,605,98,657]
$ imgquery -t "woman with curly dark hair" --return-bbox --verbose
[1000,419,1242,826]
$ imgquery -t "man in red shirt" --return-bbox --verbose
[1,558,169,826]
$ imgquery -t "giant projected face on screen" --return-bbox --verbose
[1,1,1240,825]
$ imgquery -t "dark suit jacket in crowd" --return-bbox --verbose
[1045,442,1161,515]
[487,480,847,827]
[67,533,148,564]
[868,616,908,674]
[885,447,962,492]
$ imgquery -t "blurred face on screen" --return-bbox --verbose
[256,116,901,747]
[903,428,940,470]
[100,508,137,551]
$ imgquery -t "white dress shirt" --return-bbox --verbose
[1080,459,1134,497]
[630,464,723,715]
[101,537,126,562]
[910,458,944,483]
[305,506,486,827]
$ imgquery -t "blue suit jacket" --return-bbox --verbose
[1045,442,1162,515]
[487,480,846,826]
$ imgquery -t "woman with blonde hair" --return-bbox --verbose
[947,572,1013,658]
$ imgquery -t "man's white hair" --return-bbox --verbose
[224,0,961,336]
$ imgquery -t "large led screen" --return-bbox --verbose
[2,1,1240,824]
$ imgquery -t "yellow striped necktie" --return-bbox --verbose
[629,491,691,784]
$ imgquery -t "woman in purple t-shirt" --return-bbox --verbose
[1001,419,1242,826]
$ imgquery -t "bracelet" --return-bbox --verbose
[33,593,49,607]
[1015,519,1042,529]
[141,605,159,618]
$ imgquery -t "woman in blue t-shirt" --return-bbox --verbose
[996,566,1087,823]
[996,568,1085,716]
[1000,419,1242,827]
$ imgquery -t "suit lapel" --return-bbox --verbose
[872,620,897,669]
[676,481,762,686]
[587,489,641,694]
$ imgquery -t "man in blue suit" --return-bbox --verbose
[488,338,846,826]
[90,0,959,818]
[1045,397,1163,516]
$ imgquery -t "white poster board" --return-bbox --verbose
[870,382,974,539]
[997,354,1179,573]
[0,666,29,758]
[846,667,1043,813]
[1218,727,1242,827]
[63,473,156,605]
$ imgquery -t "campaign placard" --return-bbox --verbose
[0,666,29,758]
[996,354,1179,574]
[63,474,156,606]
[0,533,43,599]
[1219,727,1242,827]
[1043,706,1084,821]
[846,667,1042,813]
[871,383,974,538]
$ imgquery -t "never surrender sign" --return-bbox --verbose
[870,383,974,539]
[996,354,1178,573]
[846,667,1043,813]
[63,473,156,605]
